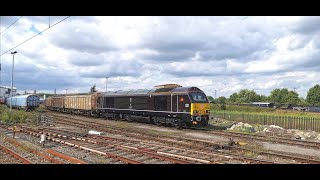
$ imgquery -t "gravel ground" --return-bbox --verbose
[0,133,51,164]
[50,145,117,164]
[134,125,180,134]
[260,142,320,158]
[0,146,23,164]
[183,132,229,142]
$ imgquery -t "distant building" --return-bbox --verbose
[0,85,17,104]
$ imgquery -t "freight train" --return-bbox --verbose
[45,84,211,129]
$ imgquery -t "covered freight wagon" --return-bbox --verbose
[64,93,99,114]
[6,94,40,111]
[51,96,65,111]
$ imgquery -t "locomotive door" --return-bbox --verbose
[172,95,189,112]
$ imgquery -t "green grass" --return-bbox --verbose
[210,104,276,113]
[211,104,320,118]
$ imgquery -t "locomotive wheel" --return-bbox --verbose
[181,121,188,129]
[174,119,182,129]
[202,120,208,126]
[124,114,132,122]
[153,117,161,126]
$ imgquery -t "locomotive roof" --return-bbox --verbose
[103,89,156,96]
[102,87,204,96]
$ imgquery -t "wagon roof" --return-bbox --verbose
[12,94,40,98]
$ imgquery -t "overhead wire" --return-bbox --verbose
[0,16,23,34]
[0,16,70,57]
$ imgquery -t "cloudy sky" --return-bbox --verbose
[0,16,320,98]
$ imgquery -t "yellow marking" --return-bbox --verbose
[190,103,210,116]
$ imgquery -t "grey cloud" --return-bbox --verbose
[292,17,320,34]
[291,51,320,70]
[49,21,117,54]
[1,61,37,74]
[1,64,77,91]
[313,35,320,49]
[68,53,105,66]
[142,50,195,62]
[142,38,204,53]
[80,60,142,78]
[0,16,22,27]
[163,60,230,77]
[136,17,276,62]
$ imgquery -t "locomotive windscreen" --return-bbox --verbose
[189,92,208,102]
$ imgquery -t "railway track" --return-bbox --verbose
[0,126,87,164]
[36,114,276,163]
[44,112,320,164]
[47,112,320,150]
[4,123,268,164]
[202,129,320,149]
[0,144,32,164]
[19,127,194,164]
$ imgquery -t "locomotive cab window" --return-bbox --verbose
[190,92,208,102]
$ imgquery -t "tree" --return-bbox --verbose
[216,96,227,104]
[237,89,259,103]
[207,96,214,103]
[269,88,300,105]
[269,88,289,104]
[90,84,97,92]
[258,95,269,102]
[285,91,300,105]
[306,84,320,106]
[298,97,309,106]
[229,93,239,103]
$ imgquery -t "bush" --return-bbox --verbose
[13,111,27,123]
[1,111,12,123]
[0,105,7,114]
[220,104,226,110]
[0,110,28,123]
[29,114,40,125]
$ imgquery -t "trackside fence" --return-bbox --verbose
[212,111,320,132]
